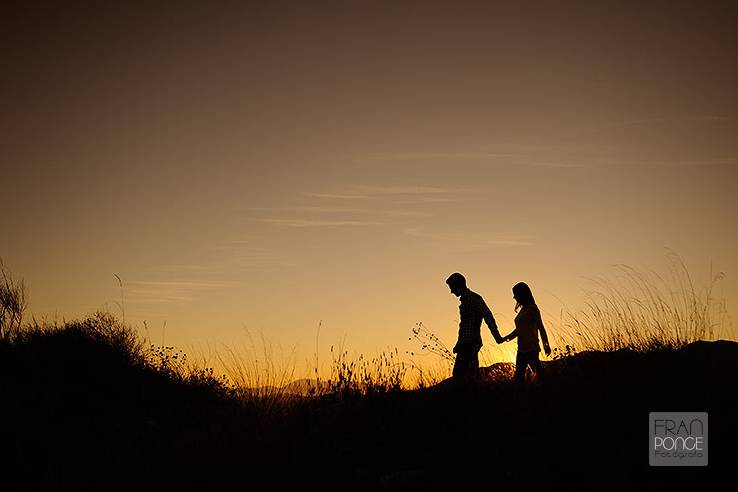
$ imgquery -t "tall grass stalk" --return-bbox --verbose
[217,330,298,409]
[557,253,727,352]
[324,345,407,396]
[0,259,26,342]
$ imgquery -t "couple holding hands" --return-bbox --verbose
[445,272,551,383]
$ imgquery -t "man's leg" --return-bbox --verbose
[452,350,467,380]
[468,348,480,382]
[453,347,479,382]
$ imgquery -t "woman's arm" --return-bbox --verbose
[538,313,551,356]
[502,328,518,342]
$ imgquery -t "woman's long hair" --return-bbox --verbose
[513,282,536,312]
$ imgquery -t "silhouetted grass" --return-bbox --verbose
[1,253,731,405]
[0,258,26,341]
[406,322,454,387]
[321,345,406,397]
[217,331,299,413]
[1,257,736,490]
[556,252,728,352]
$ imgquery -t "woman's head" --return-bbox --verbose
[512,282,535,312]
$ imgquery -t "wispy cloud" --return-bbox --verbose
[307,193,372,200]
[258,218,383,227]
[652,158,738,167]
[357,150,589,170]
[362,152,518,161]
[546,115,736,141]
[245,205,433,218]
[383,210,434,218]
[611,115,734,128]
[285,206,364,213]
[391,196,469,205]
[402,227,534,249]
[151,241,290,275]
[124,240,293,312]
[524,161,583,169]
[248,183,469,233]
[305,184,473,201]
[124,279,239,306]
[359,185,469,195]
[352,116,737,171]
[525,115,738,152]
[246,185,453,227]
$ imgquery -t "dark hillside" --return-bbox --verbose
[1,318,735,490]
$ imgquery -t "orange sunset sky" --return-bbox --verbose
[2,1,737,376]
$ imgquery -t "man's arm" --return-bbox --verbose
[502,328,518,342]
[479,296,503,344]
[454,302,471,353]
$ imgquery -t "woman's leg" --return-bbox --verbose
[530,351,544,381]
[514,351,528,383]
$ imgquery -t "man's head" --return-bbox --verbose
[446,272,467,297]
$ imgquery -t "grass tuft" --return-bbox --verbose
[556,253,728,352]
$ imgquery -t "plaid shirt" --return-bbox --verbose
[457,288,500,350]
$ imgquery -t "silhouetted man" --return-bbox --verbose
[446,272,503,382]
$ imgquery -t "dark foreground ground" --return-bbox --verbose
[2,329,736,491]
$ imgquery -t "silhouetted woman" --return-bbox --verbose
[502,282,551,383]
